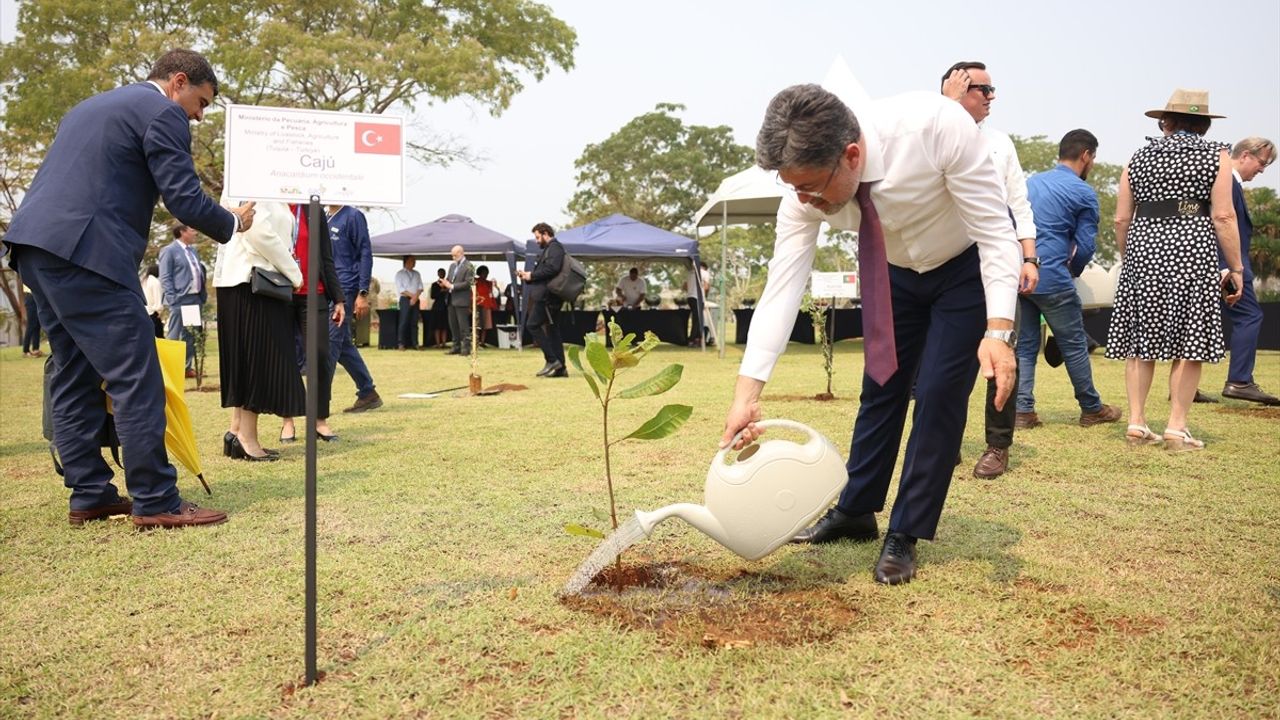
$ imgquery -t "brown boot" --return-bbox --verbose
[972,446,1009,479]
[1014,411,1041,429]
[1079,403,1122,427]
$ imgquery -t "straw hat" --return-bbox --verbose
[1144,88,1225,119]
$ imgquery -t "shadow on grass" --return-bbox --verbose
[928,514,1023,583]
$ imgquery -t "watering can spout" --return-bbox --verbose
[634,504,731,548]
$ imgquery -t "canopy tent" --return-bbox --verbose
[522,214,707,349]
[369,214,526,340]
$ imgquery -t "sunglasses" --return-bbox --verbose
[968,84,996,97]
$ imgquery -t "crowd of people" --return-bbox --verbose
[4,48,1275,595]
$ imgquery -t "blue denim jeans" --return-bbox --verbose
[328,295,376,399]
[1016,289,1102,414]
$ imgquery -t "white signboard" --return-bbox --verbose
[810,271,860,298]
[223,105,404,206]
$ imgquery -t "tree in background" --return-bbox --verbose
[568,103,753,303]
[0,0,578,271]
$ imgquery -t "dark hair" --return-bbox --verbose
[171,224,188,239]
[477,265,489,278]
[629,267,639,274]
[756,84,861,171]
[146,263,160,278]
[940,61,986,89]
[1161,112,1211,136]
[1058,129,1098,161]
[436,268,446,278]
[531,222,555,237]
[402,255,415,264]
[147,49,219,96]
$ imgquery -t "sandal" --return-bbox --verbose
[1125,424,1161,446]
[1162,428,1205,453]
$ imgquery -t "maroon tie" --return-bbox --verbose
[856,182,897,385]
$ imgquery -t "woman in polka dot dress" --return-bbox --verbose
[1107,89,1244,452]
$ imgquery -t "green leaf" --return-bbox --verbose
[623,404,693,441]
[638,332,661,353]
[612,349,639,369]
[617,364,683,399]
[619,333,636,350]
[564,523,606,539]
[566,345,585,374]
[585,341,614,382]
[582,370,601,400]
[591,507,612,523]
[609,320,623,347]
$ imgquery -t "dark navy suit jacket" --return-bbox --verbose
[5,82,234,295]
[1230,177,1254,280]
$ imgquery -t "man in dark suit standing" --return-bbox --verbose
[441,244,475,355]
[158,223,207,377]
[517,223,568,378]
[1217,137,1277,405]
[4,49,256,529]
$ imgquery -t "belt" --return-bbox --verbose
[1135,199,1210,218]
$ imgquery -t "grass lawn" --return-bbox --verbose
[1,330,1278,719]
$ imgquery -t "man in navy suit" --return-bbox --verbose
[1217,137,1277,405]
[158,223,207,376]
[4,49,256,529]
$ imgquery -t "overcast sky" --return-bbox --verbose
[4,0,1279,285]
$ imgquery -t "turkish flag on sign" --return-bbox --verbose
[353,122,401,155]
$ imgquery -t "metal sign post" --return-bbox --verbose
[305,196,321,686]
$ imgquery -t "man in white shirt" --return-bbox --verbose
[394,255,424,349]
[940,61,1041,479]
[615,267,647,308]
[720,82,1019,585]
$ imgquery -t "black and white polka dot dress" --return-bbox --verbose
[1106,133,1228,362]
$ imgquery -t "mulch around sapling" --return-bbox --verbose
[561,562,861,650]
[766,393,839,402]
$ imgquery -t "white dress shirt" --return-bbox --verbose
[395,268,424,296]
[142,274,164,315]
[741,92,1020,382]
[981,126,1036,241]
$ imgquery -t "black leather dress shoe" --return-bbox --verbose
[1192,389,1219,404]
[223,432,236,457]
[874,532,917,585]
[547,367,569,378]
[536,361,563,377]
[228,435,280,462]
[791,506,879,544]
[1222,382,1280,406]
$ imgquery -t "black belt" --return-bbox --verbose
[1135,199,1209,218]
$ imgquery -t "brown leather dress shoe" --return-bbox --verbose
[972,446,1009,479]
[1079,403,1122,427]
[1222,382,1280,406]
[68,498,133,526]
[874,532,917,585]
[132,500,227,530]
[1014,411,1041,429]
[343,391,383,413]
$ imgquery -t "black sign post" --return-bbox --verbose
[305,196,321,686]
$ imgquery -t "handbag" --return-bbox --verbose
[547,252,587,304]
[250,266,293,302]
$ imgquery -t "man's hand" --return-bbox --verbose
[441,279,453,290]
[978,338,1017,410]
[230,201,256,232]
[720,376,766,450]
[1223,270,1245,306]
[354,294,369,319]
[1019,263,1039,294]
[331,301,346,327]
[942,68,970,101]
[517,270,531,281]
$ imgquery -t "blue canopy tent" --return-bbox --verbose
[371,214,526,344]
[522,214,706,349]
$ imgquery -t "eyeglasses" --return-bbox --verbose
[1250,152,1274,169]
[968,84,995,97]
[775,156,842,200]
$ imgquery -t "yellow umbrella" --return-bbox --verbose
[105,338,211,495]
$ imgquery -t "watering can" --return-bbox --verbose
[633,419,847,560]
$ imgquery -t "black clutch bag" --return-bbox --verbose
[250,267,293,302]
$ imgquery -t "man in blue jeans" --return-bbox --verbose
[1017,129,1121,427]
[327,205,383,413]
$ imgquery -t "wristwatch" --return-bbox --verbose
[358,289,369,298]
[983,329,1016,347]
[1023,256,1041,267]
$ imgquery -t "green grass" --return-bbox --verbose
[1,331,1278,719]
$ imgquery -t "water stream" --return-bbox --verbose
[561,516,647,596]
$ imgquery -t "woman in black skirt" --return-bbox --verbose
[279,204,345,443]
[213,201,304,461]
[429,267,450,347]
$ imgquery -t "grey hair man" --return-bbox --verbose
[442,244,475,355]
[722,82,1020,584]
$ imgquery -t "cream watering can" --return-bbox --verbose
[633,419,847,560]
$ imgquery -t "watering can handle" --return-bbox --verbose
[714,419,822,466]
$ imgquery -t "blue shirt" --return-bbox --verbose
[1026,164,1099,294]
[327,206,373,294]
